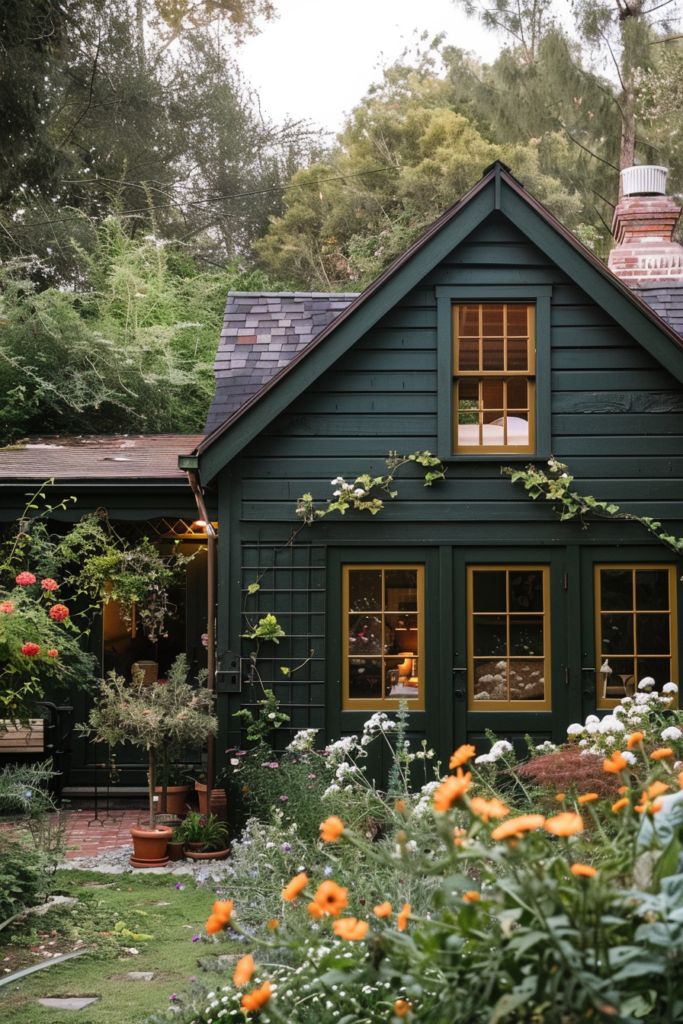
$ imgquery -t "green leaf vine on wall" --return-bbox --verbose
[503,456,683,555]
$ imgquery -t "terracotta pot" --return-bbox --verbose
[194,782,228,820]
[154,785,191,816]
[129,825,173,869]
[185,847,230,861]
[167,840,185,862]
[186,841,205,851]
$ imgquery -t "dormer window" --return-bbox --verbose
[454,303,535,453]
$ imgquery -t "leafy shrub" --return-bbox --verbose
[0,837,53,924]
[0,760,56,817]
[516,745,620,800]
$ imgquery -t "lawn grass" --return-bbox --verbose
[0,869,239,1024]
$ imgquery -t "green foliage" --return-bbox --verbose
[233,689,290,744]
[241,613,286,645]
[0,761,56,818]
[176,811,228,851]
[503,456,683,555]
[0,838,51,926]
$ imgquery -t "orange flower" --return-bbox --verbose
[650,747,673,761]
[626,731,644,749]
[282,871,309,902]
[233,954,255,987]
[618,784,629,795]
[646,780,670,799]
[311,880,348,918]
[332,916,369,941]
[490,814,545,841]
[266,919,279,931]
[611,797,629,813]
[205,899,233,932]
[578,793,599,804]
[319,816,344,843]
[635,798,663,815]
[373,901,392,918]
[545,812,584,837]
[463,890,480,903]
[449,744,476,769]
[307,901,324,919]
[453,826,467,847]
[555,792,566,803]
[469,796,510,822]
[603,751,628,774]
[571,863,598,878]
[394,999,412,1017]
[397,903,411,932]
[678,769,683,789]
[394,799,407,813]
[433,769,471,812]
[241,980,272,1013]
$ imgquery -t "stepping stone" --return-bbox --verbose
[38,997,98,1010]
[123,971,155,981]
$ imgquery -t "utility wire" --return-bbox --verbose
[11,165,396,231]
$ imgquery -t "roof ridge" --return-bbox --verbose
[227,290,361,299]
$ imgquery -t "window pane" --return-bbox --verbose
[506,305,529,336]
[600,569,632,610]
[458,336,479,371]
[636,570,669,610]
[349,658,382,699]
[507,378,528,410]
[510,617,544,656]
[473,660,508,701]
[458,380,479,423]
[481,379,504,409]
[482,338,505,371]
[458,305,479,335]
[385,613,419,655]
[509,570,544,612]
[506,337,529,371]
[385,570,417,610]
[349,570,381,611]
[601,657,635,699]
[636,657,671,691]
[505,413,529,446]
[482,304,504,335]
[386,656,419,698]
[473,570,506,612]
[473,615,506,656]
[636,613,670,655]
[510,660,545,700]
[601,614,634,654]
[349,615,381,655]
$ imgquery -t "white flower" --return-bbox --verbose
[474,753,494,764]
[661,726,683,742]
[585,721,600,735]
[663,682,679,694]
[567,723,584,737]
[353,488,366,497]
[490,740,513,758]
[599,715,624,734]
[330,477,344,485]
[585,714,600,725]
[332,489,341,497]
[620,750,637,766]
[638,676,656,691]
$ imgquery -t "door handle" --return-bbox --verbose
[454,690,465,701]
[452,667,466,702]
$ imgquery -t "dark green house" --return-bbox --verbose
[185,161,683,774]
[3,160,683,788]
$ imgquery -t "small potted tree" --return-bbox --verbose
[81,655,217,867]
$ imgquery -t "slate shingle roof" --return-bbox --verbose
[205,291,359,432]
[633,283,683,338]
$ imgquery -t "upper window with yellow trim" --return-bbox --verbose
[343,565,424,711]
[468,565,550,711]
[454,303,535,453]
[595,564,678,709]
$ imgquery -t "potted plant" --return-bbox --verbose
[193,772,228,820]
[154,762,192,818]
[81,654,217,868]
[167,827,186,862]
[178,812,229,860]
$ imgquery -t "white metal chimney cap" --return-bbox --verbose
[621,165,668,196]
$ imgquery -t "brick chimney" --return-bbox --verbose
[609,166,683,284]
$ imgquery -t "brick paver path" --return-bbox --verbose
[61,809,142,859]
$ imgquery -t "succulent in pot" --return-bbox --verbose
[177,811,229,859]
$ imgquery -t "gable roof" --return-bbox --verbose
[187,162,683,484]
[0,435,204,485]
[634,283,683,338]
[206,292,358,432]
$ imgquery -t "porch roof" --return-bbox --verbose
[0,434,204,484]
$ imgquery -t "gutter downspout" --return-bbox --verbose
[186,469,217,815]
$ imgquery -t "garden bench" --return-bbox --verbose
[0,719,45,754]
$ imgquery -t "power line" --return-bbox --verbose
[10,165,396,231]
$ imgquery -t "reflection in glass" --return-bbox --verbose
[600,569,631,610]
[601,614,633,654]
[348,615,381,656]
[349,658,382,700]
[509,570,543,612]
[510,618,544,657]
[636,570,669,610]
[636,614,670,655]
[473,616,506,657]
[349,570,381,611]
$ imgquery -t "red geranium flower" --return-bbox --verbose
[47,648,59,658]
[41,578,58,592]
[0,601,14,614]
[21,642,40,657]
[15,571,37,586]
[48,604,70,622]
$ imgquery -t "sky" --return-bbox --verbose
[238,0,501,134]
